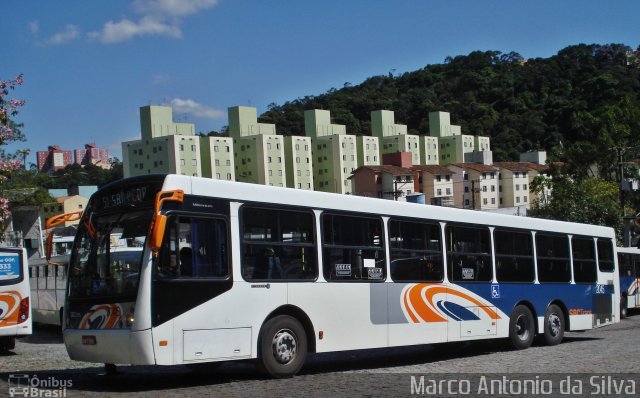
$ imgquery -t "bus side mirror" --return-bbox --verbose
[148,214,168,252]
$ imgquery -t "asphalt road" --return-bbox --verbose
[1,313,639,397]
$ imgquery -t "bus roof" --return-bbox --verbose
[104,174,616,239]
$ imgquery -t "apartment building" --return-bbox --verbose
[351,165,415,201]
[306,109,357,194]
[449,163,500,210]
[493,162,532,208]
[412,165,455,206]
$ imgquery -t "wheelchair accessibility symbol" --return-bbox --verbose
[491,284,500,299]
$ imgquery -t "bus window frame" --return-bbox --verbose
[154,210,232,281]
[534,231,572,283]
[320,210,387,283]
[239,203,319,283]
[0,247,25,286]
[387,216,444,283]
[493,227,535,283]
[445,222,493,283]
[571,235,598,284]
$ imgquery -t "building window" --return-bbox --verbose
[215,159,220,166]
[226,160,231,166]
[214,145,219,152]
[191,145,196,151]
[180,144,184,151]
[268,157,272,163]
[483,198,488,205]
[180,159,185,166]
[192,159,197,166]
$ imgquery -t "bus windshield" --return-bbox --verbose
[68,210,150,299]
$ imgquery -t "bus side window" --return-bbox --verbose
[322,213,385,282]
[157,215,229,279]
[241,206,317,281]
[446,225,492,282]
[536,233,571,283]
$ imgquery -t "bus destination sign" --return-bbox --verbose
[100,186,149,210]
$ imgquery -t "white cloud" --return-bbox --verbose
[90,0,219,44]
[168,98,225,120]
[89,16,181,43]
[44,24,80,45]
[133,0,219,19]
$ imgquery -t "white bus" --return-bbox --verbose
[62,175,619,377]
[0,247,32,351]
[617,246,640,318]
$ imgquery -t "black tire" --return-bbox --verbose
[509,305,535,350]
[542,304,565,346]
[256,315,307,378]
[620,296,628,319]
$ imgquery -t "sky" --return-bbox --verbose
[2,0,640,166]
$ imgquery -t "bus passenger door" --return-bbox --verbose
[151,214,234,365]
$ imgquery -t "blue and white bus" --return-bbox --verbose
[62,175,619,377]
[0,247,31,351]
[617,246,640,318]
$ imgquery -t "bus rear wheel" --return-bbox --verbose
[256,315,307,378]
[509,305,535,350]
[620,296,628,319]
[542,304,565,346]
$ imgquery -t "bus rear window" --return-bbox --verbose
[0,251,22,285]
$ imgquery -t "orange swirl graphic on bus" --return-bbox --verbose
[401,284,502,323]
[0,290,22,327]
[79,304,123,329]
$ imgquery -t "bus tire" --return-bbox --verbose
[256,315,307,378]
[542,304,565,346]
[509,305,535,350]
[620,296,628,319]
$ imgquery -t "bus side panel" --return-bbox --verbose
[288,282,388,353]
[152,281,286,365]
[455,283,600,332]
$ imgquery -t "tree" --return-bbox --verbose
[530,174,621,235]
[0,74,27,226]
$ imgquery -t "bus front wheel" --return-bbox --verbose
[509,305,535,350]
[542,304,565,346]
[257,315,307,378]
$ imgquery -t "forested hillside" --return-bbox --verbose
[260,44,640,179]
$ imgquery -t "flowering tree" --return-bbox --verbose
[0,74,26,226]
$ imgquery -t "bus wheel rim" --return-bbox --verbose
[516,315,530,340]
[548,313,561,336]
[272,329,297,364]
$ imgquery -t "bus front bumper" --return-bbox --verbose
[64,328,156,365]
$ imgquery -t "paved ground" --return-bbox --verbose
[1,313,639,397]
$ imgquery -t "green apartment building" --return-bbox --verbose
[123,105,235,180]
[284,136,314,190]
[229,106,286,187]
[306,109,357,194]
[123,105,200,178]
[429,111,491,165]
[372,110,421,166]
